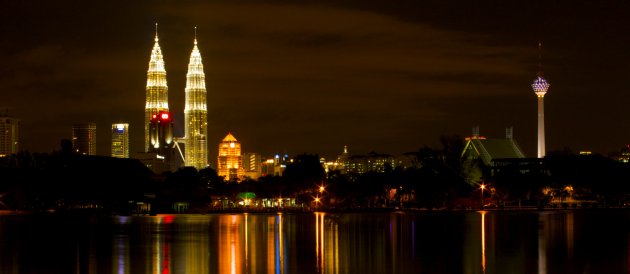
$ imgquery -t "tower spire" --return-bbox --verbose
[145,24,169,152]
[537,41,543,77]
[184,28,208,169]
[532,41,549,158]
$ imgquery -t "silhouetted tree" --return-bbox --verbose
[283,154,325,194]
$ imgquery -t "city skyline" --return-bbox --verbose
[2,1,630,160]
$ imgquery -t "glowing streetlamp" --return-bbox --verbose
[319,186,325,193]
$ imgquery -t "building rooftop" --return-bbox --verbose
[222,132,238,142]
[462,138,526,166]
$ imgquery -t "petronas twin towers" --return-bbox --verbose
[144,26,208,170]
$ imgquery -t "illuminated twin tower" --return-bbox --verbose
[144,25,208,170]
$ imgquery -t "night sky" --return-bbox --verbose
[2,1,630,161]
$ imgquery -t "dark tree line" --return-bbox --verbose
[2,136,630,213]
[0,150,155,213]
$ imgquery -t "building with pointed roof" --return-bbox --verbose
[461,127,526,184]
[184,28,209,170]
[217,133,244,181]
[144,24,169,152]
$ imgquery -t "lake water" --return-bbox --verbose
[0,210,628,274]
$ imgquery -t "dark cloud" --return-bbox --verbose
[1,0,629,162]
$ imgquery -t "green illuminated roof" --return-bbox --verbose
[462,138,525,166]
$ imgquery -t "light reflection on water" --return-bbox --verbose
[0,211,628,274]
[480,211,486,274]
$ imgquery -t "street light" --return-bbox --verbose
[319,186,325,193]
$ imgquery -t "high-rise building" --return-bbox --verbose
[145,24,169,152]
[261,154,290,177]
[242,152,262,179]
[72,123,96,155]
[0,109,19,157]
[532,42,550,158]
[148,111,174,155]
[345,151,396,174]
[217,133,244,181]
[184,29,209,170]
[111,123,129,158]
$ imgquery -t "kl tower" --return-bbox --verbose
[531,42,550,158]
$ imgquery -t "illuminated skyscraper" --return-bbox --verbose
[145,24,169,152]
[242,152,262,179]
[184,29,208,170]
[532,42,549,158]
[149,111,174,155]
[217,133,244,181]
[111,123,129,158]
[0,109,19,157]
[72,123,96,155]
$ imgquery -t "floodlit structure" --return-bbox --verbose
[217,133,244,181]
[111,123,129,158]
[149,111,174,154]
[184,29,209,170]
[345,151,396,174]
[144,24,169,152]
[0,109,19,157]
[532,42,550,158]
[72,123,96,155]
[461,127,526,185]
[242,152,262,179]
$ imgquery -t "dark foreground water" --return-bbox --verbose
[0,210,628,274]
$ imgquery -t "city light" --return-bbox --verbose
[144,30,169,152]
[184,33,208,170]
[217,133,244,181]
[532,76,550,94]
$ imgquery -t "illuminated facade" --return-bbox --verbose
[145,26,169,152]
[242,152,262,179]
[613,145,630,163]
[72,123,96,155]
[217,133,244,181]
[149,111,174,155]
[532,42,550,158]
[0,109,19,157]
[111,123,129,158]
[184,32,209,170]
[345,151,396,174]
[261,154,290,177]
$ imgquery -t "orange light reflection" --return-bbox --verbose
[480,211,486,274]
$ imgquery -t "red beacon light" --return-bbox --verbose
[152,114,157,119]
[161,113,170,120]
